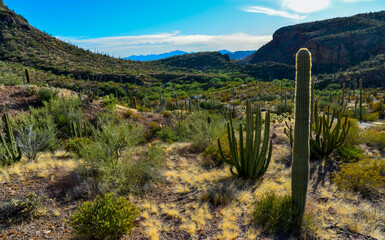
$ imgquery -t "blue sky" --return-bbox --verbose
[4,0,385,56]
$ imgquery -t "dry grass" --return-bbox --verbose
[0,151,77,182]
[133,139,385,240]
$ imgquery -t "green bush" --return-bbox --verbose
[37,88,58,103]
[180,111,225,152]
[362,129,385,151]
[68,193,139,240]
[79,122,162,194]
[65,137,93,156]
[252,191,298,235]
[334,158,385,198]
[0,72,23,86]
[102,95,118,110]
[202,135,230,165]
[337,146,364,162]
[44,97,84,137]
[124,146,166,194]
[275,101,294,115]
[157,127,179,143]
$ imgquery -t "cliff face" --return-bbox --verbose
[245,11,385,74]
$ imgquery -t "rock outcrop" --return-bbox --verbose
[243,11,385,75]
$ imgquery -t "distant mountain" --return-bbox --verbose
[158,51,242,72]
[124,50,191,61]
[218,50,256,60]
[124,50,256,61]
[242,11,385,76]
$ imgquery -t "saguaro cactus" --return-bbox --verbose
[25,69,31,84]
[359,79,363,122]
[292,48,311,221]
[0,113,22,165]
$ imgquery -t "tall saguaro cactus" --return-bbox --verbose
[359,79,363,123]
[25,69,31,84]
[292,48,311,221]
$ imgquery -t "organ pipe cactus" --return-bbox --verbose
[310,102,350,160]
[291,48,311,221]
[0,113,22,165]
[70,119,89,138]
[218,100,272,179]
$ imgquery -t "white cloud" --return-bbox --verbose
[342,0,374,2]
[243,6,307,20]
[57,32,272,57]
[282,0,331,13]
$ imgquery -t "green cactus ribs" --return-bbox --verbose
[291,48,311,222]
[218,100,272,179]
[0,113,22,166]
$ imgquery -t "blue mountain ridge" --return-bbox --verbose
[124,50,256,61]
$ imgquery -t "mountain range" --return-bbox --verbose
[0,0,384,89]
[124,50,256,61]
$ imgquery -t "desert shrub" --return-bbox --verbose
[68,193,139,240]
[138,106,151,112]
[0,72,23,86]
[180,111,226,152]
[337,146,365,162]
[252,191,298,235]
[84,121,144,162]
[17,107,56,132]
[44,97,84,137]
[0,193,39,225]
[37,88,58,103]
[363,112,379,122]
[102,95,118,110]
[334,158,385,198]
[161,110,172,118]
[145,121,162,139]
[275,101,294,115]
[79,122,162,194]
[362,129,385,151]
[199,182,237,205]
[65,137,93,156]
[202,135,230,165]
[16,125,57,161]
[124,109,141,120]
[343,119,363,146]
[123,146,166,194]
[157,127,179,143]
[318,100,331,109]
[22,84,38,96]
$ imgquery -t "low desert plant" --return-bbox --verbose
[16,125,56,161]
[199,182,237,205]
[68,193,139,240]
[37,88,58,103]
[252,191,299,234]
[334,158,385,198]
[0,193,40,225]
[337,146,365,162]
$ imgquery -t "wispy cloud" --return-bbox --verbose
[57,32,272,57]
[342,0,375,2]
[282,0,331,13]
[243,6,307,20]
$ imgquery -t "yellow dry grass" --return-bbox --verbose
[0,151,77,182]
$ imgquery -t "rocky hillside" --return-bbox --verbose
[243,11,385,76]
